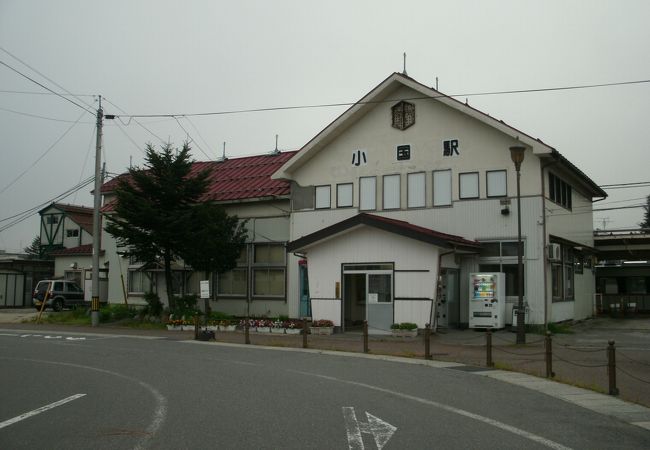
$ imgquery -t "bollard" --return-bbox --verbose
[545,331,554,378]
[486,330,493,367]
[245,317,250,345]
[363,320,369,353]
[608,340,619,396]
[194,313,199,340]
[302,319,308,349]
[424,323,432,360]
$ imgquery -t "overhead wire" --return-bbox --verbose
[183,115,217,159]
[111,79,650,119]
[0,46,96,112]
[73,125,97,204]
[0,106,96,124]
[0,109,88,196]
[102,97,166,145]
[173,116,213,160]
[0,59,94,116]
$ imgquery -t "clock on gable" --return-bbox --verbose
[391,101,415,130]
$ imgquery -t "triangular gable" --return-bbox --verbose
[273,72,554,180]
[287,213,481,253]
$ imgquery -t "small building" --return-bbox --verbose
[273,72,606,330]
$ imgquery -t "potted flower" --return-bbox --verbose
[391,322,418,338]
[219,319,237,332]
[310,319,334,335]
[256,319,272,333]
[166,318,183,331]
[284,319,303,335]
[271,319,285,334]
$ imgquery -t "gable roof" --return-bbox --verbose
[49,243,104,256]
[101,151,297,212]
[273,72,606,198]
[287,213,481,253]
[39,203,94,235]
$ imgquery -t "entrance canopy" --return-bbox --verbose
[287,213,481,253]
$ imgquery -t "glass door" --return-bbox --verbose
[367,272,393,334]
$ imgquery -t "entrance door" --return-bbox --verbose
[343,264,393,334]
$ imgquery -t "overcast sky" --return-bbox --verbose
[1,0,649,252]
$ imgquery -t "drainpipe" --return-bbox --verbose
[432,249,455,332]
[541,159,558,328]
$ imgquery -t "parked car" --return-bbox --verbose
[33,280,85,312]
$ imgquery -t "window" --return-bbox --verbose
[459,172,479,199]
[551,243,575,302]
[217,269,247,296]
[337,183,353,208]
[315,185,331,209]
[66,229,79,238]
[128,270,152,294]
[252,243,286,298]
[407,172,425,208]
[433,170,452,206]
[359,176,376,210]
[549,173,572,209]
[486,170,507,197]
[479,240,525,297]
[46,215,59,224]
[383,174,400,209]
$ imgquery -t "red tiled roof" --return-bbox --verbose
[49,203,94,235]
[49,244,101,256]
[287,213,481,252]
[101,151,296,209]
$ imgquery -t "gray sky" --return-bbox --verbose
[1,0,649,252]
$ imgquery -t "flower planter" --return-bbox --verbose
[310,326,334,335]
[256,326,271,333]
[166,325,182,331]
[271,327,285,334]
[285,328,302,335]
[182,325,196,331]
[221,325,237,332]
[205,325,219,332]
[391,329,418,338]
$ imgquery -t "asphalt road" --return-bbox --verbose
[1,329,649,450]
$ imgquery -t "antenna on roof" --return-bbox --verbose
[218,142,228,162]
[435,76,438,90]
[272,134,280,155]
[402,52,408,76]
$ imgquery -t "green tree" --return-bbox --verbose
[105,142,243,311]
[24,235,44,259]
[179,203,248,316]
[640,194,650,230]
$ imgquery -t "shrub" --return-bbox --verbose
[312,319,334,327]
[99,304,136,323]
[143,292,163,317]
[392,322,418,330]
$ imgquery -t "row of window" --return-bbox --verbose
[127,242,287,299]
[551,244,577,302]
[549,173,572,210]
[315,170,509,210]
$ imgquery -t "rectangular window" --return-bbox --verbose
[46,216,59,224]
[459,172,479,199]
[550,243,575,302]
[359,176,376,211]
[253,268,285,296]
[315,185,331,209]
[337,183,353,208]
[548,173,572,210]
[128,270,152,294]
[486,170,507,197]
[217,269,247,296]
[383,174,400,209]
[254,243,285,264]
[433,170,452,206]
[407,172,425,208]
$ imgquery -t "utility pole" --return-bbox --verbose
[91,96,103,327]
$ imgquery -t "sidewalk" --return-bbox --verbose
[2,310,650,411]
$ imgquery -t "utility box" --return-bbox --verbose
[511,306,529,327]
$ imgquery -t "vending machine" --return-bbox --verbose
[469,272,506,329]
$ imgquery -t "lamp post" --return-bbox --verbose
[510,145,526,344]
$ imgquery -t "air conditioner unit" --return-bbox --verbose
[547,243,561,262]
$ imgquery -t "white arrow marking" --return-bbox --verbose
[65,337,86,341]
[44,335,63,339]
[343,407,396,450]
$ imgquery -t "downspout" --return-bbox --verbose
[432,248,455,333]
[541,159,558,328]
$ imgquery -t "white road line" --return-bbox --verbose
[292,370,573,450]
[0,394,86,429]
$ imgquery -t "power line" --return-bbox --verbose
[0,106,96,124]
[0,109,88,195]
[112,78,650,119]
[103,97,166,145]
[173,116,214,160]
[0,59,94,115]
[0,46,96,111]
[0,89,94,96]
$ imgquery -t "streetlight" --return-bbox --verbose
[510,145,526,344]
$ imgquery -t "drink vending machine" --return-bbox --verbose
[469,272,505,329]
